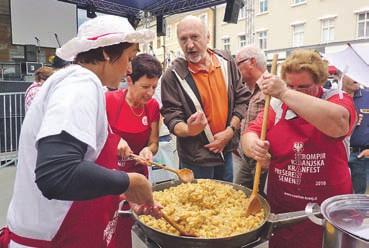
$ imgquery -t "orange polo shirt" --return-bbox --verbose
[188,51,229,134]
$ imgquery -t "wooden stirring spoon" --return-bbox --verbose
[130,154,195,183]
[245,53,279,217]
[161,212,198,237]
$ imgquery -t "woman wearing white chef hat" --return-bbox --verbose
[1,15,161,248]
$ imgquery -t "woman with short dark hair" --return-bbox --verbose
[4,15,161,248]
[105,54,162,248]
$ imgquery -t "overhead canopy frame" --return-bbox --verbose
[59,0,226,20]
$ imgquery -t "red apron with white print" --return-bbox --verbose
[106,92,151,248]
[266,106,352,248]
[2,129,122,248]
[50,129,121,248]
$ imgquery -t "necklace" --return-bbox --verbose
[128,104,144,117]
[125,90,145,117]
[125,94,144,117]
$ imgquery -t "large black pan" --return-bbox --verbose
[119,180,318,248]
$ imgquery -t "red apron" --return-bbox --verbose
[106,91,151,248]
[267,105,352,248]
[1,128,122,248]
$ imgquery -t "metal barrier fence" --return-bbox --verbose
[0,92,25,167]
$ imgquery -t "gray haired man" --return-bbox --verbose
[235,45,268,192]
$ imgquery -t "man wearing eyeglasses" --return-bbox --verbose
[160,15,249,182]
[236,45,268,192]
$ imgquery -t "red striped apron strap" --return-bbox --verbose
[0,227,11,248]
[9,230,52,248]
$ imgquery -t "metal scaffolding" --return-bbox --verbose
[60,0,226,20]
[148,0,225,17]
[60,0,143,18]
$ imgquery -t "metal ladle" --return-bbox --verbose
[130,154,195,183]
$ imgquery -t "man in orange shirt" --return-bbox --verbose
[160,15,250,181]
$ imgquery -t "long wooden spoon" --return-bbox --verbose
[245,53,279,217]
[161,212,198,237]
[130,154,195,183]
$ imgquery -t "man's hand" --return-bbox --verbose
[186,111,208,136]
[358,149,369,159]
[204,127,233,153]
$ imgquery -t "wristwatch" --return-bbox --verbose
[227,125,236,133]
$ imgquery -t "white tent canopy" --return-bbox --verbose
[323,43,369,87]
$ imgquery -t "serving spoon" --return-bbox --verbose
[245,53,278,217]
[130,154,195,183]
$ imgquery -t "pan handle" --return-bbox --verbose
[117,200,133,216]
[262,203,321,240]
[268,203,321,229]
[305,203,324,226]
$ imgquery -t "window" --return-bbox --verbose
[292,24,304,47]
[321,18,335,43]
[259,0,268,13]
[357,12,369,38]
[293,0,305,4]
[239,5,246,19]
[239,35,246,48]
[257,31,267,49]
[223,38,230,51]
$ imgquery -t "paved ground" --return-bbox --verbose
[0,165,16,226]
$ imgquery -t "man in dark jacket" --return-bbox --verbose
[160,15,250,182]
[342,73,369,194]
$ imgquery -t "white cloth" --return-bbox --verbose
[56,15,154,61]
[7,64,108,245]
[153,78,170,136]
[324,44,369,87]
[150,78,179,183]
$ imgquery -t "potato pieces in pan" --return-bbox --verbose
[139,179,265,238]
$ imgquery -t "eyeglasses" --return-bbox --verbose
[287,83,315,90]
[236,58,251,67]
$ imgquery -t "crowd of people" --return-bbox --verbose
[1,13,368,248]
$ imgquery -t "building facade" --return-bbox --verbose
[215,0,369,61]
[2,0,369,78]
[141,8,216,69]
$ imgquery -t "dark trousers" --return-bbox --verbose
[180,152,233,182]
[235,155,267,196]
[349,152,369,194]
